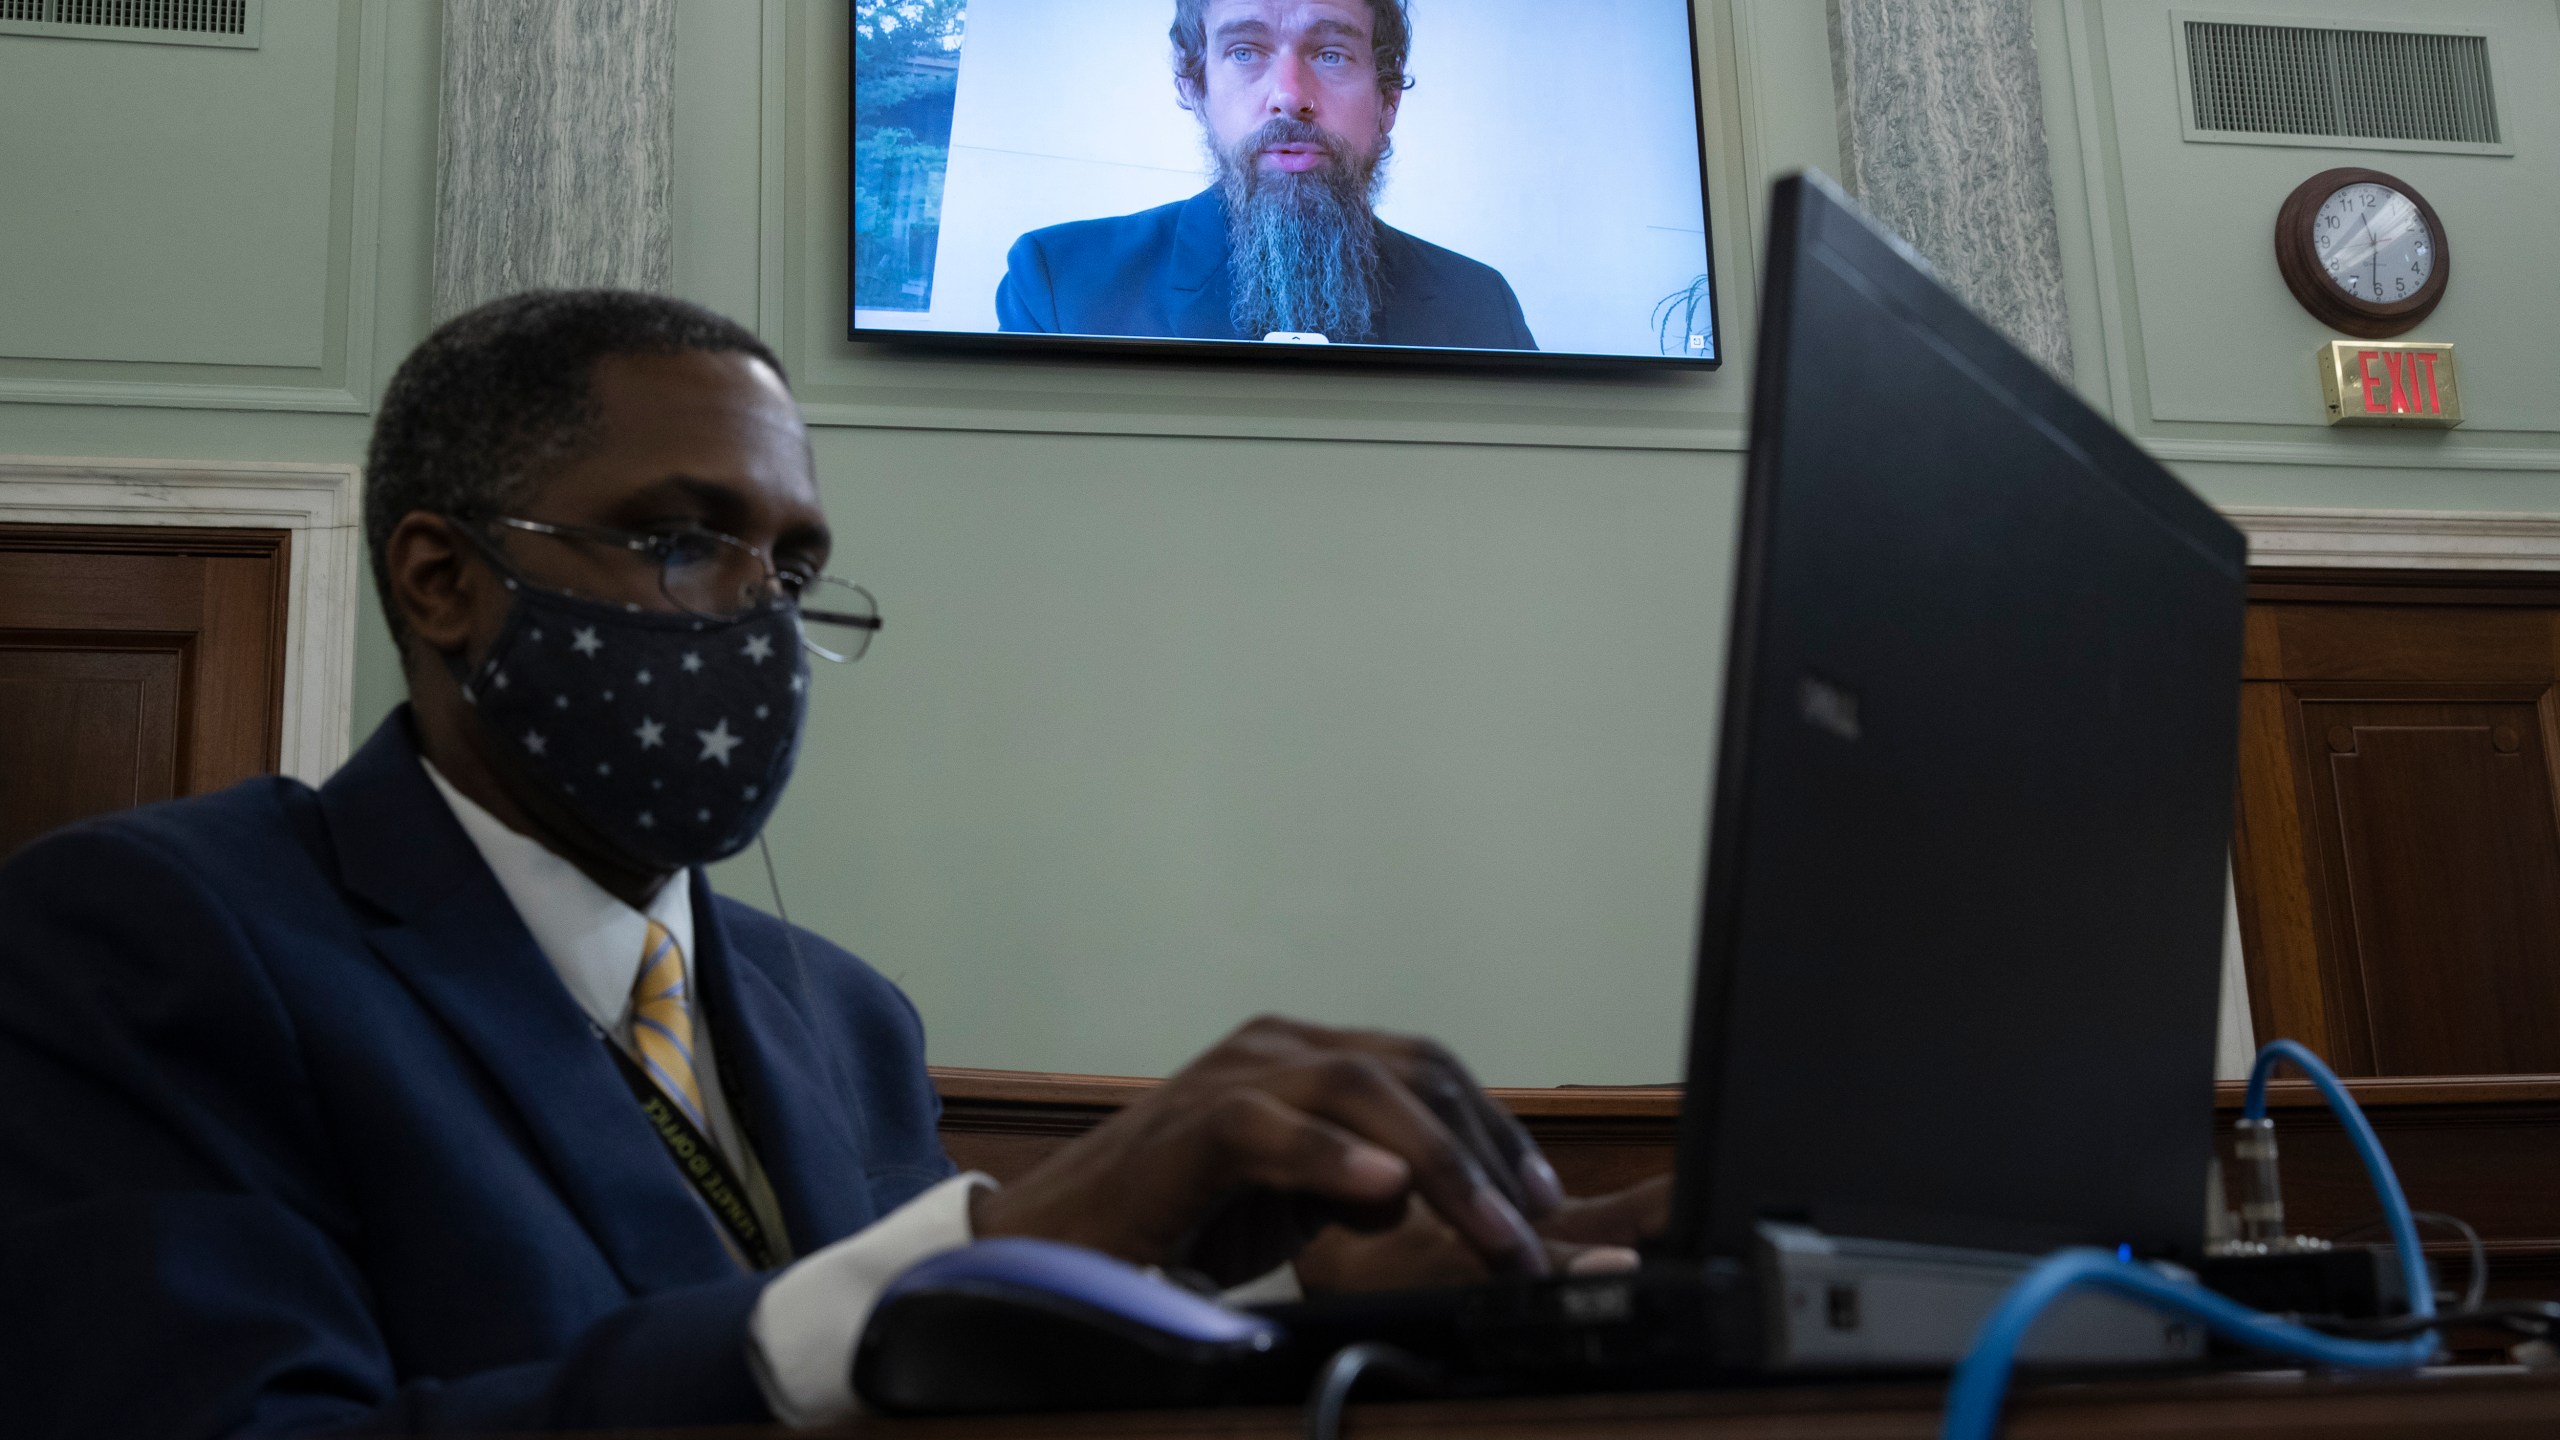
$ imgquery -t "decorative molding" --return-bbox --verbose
[2041,0,2138,424]
[790,384,1756,452]
[2149,437,2560,473]
[930,1066,1681,1194]
[2222,506,2560,572]
[0,378,370,414]
[754,0,790,350]
[0,0,388,414]
[0,457,363,783]
[930,1065,1682,1119]
[339,0,388,416]
[2236,1073,2560,1110]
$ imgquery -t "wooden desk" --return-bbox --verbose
[821,1370,2560,1438]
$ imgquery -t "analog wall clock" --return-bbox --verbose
[2274,167,2450,339]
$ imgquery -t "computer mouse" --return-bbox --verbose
[852,1237,1296,1414]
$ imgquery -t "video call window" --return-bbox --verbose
[851,0,1721,365]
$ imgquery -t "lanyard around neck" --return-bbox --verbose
[601,1037,788,1270]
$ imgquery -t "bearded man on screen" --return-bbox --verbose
[995,0,1539,350]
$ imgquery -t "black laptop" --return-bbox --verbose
[856,172,2251,1411]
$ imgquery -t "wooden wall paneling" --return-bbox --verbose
[2259,605,2559,683]
[2240,605,2283,674]
[931,1069,1680,1199]
[2233,571,2560,1078]
[2288,583,2560,608]
[1502,1088,1681,1200]
[0,459,366,785]
[931,1068,1131,1192]
[2231,679,2338,1061]
[2248,573,2560,610]
[2291,682,2382,1073]
[0,525,291,858]
[0,543,210,634]
[0,648,183,854]
[2212,1075,2560,1333]
[2294,685,2560,1075]
[190,537,294,787]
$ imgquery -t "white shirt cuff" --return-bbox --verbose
[748,1171,990,1427]
[1219,1262,1304,1306]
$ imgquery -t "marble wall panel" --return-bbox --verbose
[1827,0,2074,379]
[434,0,675,320]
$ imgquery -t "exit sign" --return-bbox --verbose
[2320,341,2463,428]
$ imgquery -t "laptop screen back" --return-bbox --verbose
[1661,175,2247,1264]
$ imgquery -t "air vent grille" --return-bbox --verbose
[2187,21,2500,147]
[60,0,244,29]
[0,0,255,43]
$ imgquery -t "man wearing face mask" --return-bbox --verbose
[0,292,1654,1436]
[995,0,1536,349]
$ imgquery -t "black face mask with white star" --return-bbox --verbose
[461,578,810,871]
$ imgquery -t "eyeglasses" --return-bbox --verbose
[461,514,882,663]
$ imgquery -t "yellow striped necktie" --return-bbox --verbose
[630,919,707,1131]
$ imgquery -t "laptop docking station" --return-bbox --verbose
[1755,1225,2204,1371]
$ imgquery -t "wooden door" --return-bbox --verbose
[2233,570,2560,1077]
[0,524,290,860]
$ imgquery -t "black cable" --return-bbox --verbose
[2322,1300,2560,1342]
[2312,1209,2553,1356]
[757,832,821,1009]
[2332,1209,2490,1312]
[1304,1343,1440,1440]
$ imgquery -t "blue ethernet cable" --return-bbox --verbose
[1938,1040,2437,1440]
[2243,1037,2433,1324]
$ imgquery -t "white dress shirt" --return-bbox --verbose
[419,759,983,1426]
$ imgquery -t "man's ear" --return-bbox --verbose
[383,512,485,660]
[1381,85,1402,135]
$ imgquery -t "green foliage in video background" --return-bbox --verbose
[855,0,968,312]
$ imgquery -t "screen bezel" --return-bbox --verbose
[846,4,1725,373]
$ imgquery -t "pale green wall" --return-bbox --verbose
[751,426,1729,1082]
[4,1,2555,1084]
[2036,0,2560,507]
[0,0,428,763]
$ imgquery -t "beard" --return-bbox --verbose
[1212,117,1388,343]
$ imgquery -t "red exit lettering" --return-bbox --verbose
[2358,349,2443,417]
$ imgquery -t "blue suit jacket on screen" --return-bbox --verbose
[0,711,953,1436]
[995,188,1539,351]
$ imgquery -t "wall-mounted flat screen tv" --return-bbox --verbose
[852,0,1721,367]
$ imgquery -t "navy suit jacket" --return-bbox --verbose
[995,189,1538,351]
[0,711,953,1436]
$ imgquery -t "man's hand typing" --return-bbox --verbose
[969,1016,1567,1285]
